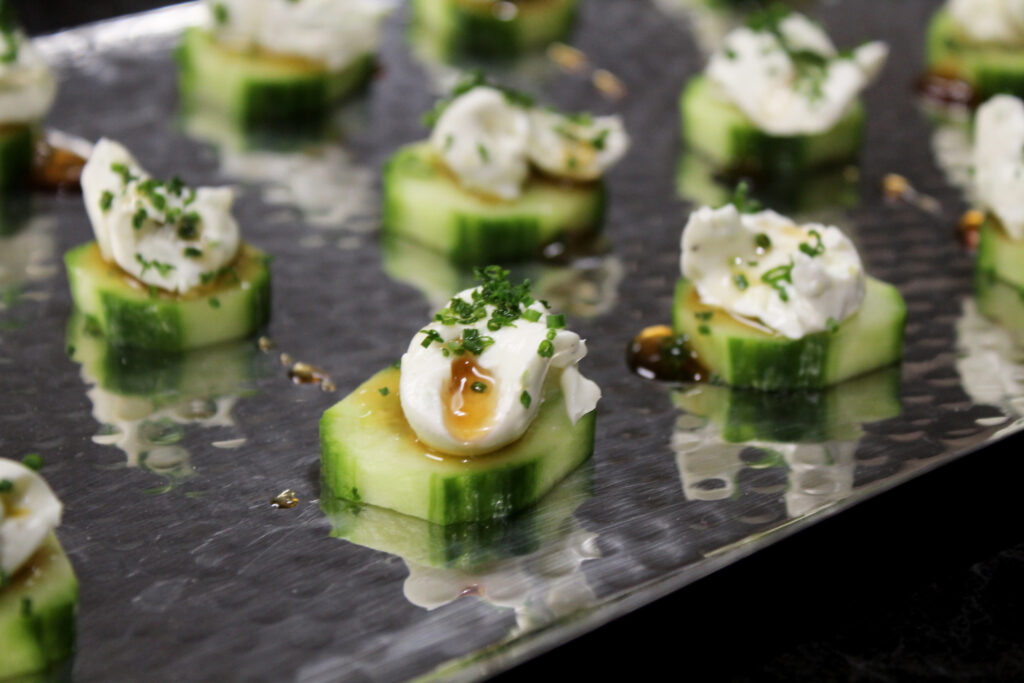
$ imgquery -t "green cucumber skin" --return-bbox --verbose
[927,9,1024,100]
[411,0,578,59]
[320,366,596,525]
[679,75,865,177]
[176,28,375,125]
[382,142,606,265]
[673,277,906,390]
[976,218,1024,290]
[0,535,78,679]
[0,125,34,192]
[975,267,1024,343]
[64,242,272,352]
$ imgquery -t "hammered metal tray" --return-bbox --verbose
[2,0,1018,680]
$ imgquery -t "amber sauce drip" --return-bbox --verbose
[443,357,497,443]
[915,69,978,108]
[626,324,709,383]
[31,141,86,192]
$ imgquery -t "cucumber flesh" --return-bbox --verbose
[410,0,578,59]
[673,276,907,390]
[176,28,375,125]
[320,366,596,525]
[976,217,1024,290]
[0,534,78,680]
[0,124,34,192]
[679,74,865,177]
[64,241,272,352]
[382,142,605,265]
[926,8,1024,101]
[975,262,1024,344]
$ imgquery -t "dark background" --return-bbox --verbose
[16,1,1024,680]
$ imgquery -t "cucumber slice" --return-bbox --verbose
[0,534,78,680]
[382,142,605,265]
[926,8,1024,101]
[672,366,901,443]
[410,0,578,59]
[976,217,1024,290]
[64,241,272,352]
[176,27,375,125]
[320,366,596,525]
[679,74,865,177]
[975,263,1024,343]
[673,276,906,390]
[0,124,34,192]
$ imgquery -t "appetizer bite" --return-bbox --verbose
[177,0,388,125]
[971,95,1024,295]
[674,193,906,390]
[0,458,77,679]
[65,139,271,351]
[410,0,579,60]
[0,1,57,190]
[926,0,1024,103]
[679,7,886,177]
[320,267,600,524]
[383,75,628,264]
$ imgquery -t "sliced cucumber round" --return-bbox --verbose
[0,534,78,680]
[410,0,578,59]
[926,8,1024,101]
[976,216,1024,290]
[0,124,34,192]
[673,276,906,390]
[679,74,865,177]
[64,241,272,352]
[975,267,1024,344]
[382,141,605,265]
[176,28,375,125]
[320,366,596,525]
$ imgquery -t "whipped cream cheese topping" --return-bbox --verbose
[0,458,62,578]
[0,21,56,125]
[681,203,866,339]
[429,83,629,199]
[707,11,887,136]
[206,0,389,69]
[949,0,1024,45]
[81,138,241,294]
[399,268,601,457]
[972,94,1024,239]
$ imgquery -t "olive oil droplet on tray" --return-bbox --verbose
[271,489,299,509]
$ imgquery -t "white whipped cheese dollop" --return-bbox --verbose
[399,283,601,456]
[81,138,241,294]
[429,85,629,199]
[681,204,866,339]
[0,458,62,578]
[972,94,1024,239]
[707,12,887,136]
[0,32,56,125]
[949,0,1024,45]
[206,0,389,69]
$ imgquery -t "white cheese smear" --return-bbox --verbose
[429,85,629,200]
[681,204,866,339]
[400,285,601,457]
[949,0,1024,45]
[0,32,56,125]
[972,94,1024,239]
[0,458,62,578]
[206,0,390,69]
[81,138,241,294]
[707,12,887,136]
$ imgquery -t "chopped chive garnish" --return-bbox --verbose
[520,391,532,408]
[132,207,148,230]
[798,229,825,258]
[591,129,610,150]
[761,261,794,302]
[471,382,487,393]
[177,212,201,240]
[826,317,839,333]
[0,479,12,493]
[99,190,114,212]
[378,387,389,396]
[213,2,229,24]
[537,339,554,358]
[754,233,772,249]
[695,311,713,321]
[183,246,202,259]
[734,273,749,291]
[21,453,43,471]
[522,309,542,323]
[546,314,566,329]
[111,162,134,185]
[546,329,556,340]
[420,329,445,348]
[477,143,489,163]
[698,324,711,335]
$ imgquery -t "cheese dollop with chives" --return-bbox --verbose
[972,94,1024,240]
[0,458,62,579]
[707,10,887,136]
[206,0,389,70]
[0,17,56,125]
[681,203,866,339]
[948,0,1024,45]
[399,267,601,457]
[429,83,629,200]
[81,138,241,294]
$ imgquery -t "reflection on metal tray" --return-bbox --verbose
[0,1,1020,680]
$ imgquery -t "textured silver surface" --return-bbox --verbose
[1,0,1016,681]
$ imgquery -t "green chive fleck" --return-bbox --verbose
[734,273,749,291]
[698,324,711,335]
[0,479,12,493]
[132,207,148,230]
[471,382,487,393]
[520,391,532,408]
[213,2,229,24]
[99,190,114,212]
[477,143,490,163]
[522,309,542,323]
[546,314,566,329]
[754,233,772,249]
[537,339,554,358]
[21,453,43,471]
[826,317,839,333]
[695,311,713,321]
[378,387,389,396]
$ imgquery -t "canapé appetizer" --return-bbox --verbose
[0,458,77,679]
[0,1,56,190]
[177,0,388,124]
[674,195,906,390]
[65,139,271,351]
[383,75,628,264]
[926,0,1024,102]
[320,267,600,524]
[410,0,579,60]
[680,8,886,177]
